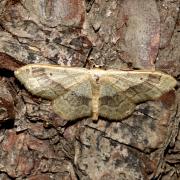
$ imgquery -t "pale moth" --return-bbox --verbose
[15,64,177,121]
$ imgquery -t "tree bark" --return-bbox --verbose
[0,0,179,179]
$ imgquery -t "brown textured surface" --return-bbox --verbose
[0,52,24,71]
[0,0,179,179]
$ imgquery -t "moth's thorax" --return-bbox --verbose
[89,68,105,83]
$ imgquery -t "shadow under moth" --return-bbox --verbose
[14,64,177,121]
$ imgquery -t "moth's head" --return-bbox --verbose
[87,59,106,70]
[92,64,104,69]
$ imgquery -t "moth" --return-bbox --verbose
[14,64,177,121]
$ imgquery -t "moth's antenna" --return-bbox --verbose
[85,58,99,69]
[102,58,108,70]
[90,59,98,68]
[83,47,93,68]
[84,48,107,70]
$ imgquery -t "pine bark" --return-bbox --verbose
[0,0,179,179]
